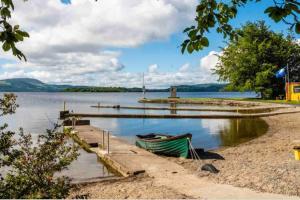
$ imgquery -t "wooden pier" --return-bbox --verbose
[91,104,288,113]
[66,107,300,119]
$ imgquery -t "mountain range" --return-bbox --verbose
[0,78,227,92]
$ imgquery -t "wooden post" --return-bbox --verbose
[107,131,110,154]
[98,102,100,108]
[102,130,105,149]
[63,101,66,111]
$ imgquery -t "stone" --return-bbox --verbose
[201,164,220,174]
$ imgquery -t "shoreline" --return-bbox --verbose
[68,101,300,198]
[168,112,300,196]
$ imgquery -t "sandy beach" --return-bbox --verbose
[69,110,300,199]
[170,112,300,196]
[69,175,191,199]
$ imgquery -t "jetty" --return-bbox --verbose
[64,107,300,119]
[67,124,297,199]
[91,104,288,113]
[71,125,145,177]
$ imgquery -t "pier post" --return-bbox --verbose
[102,130,105,149]
[98,102,100,108]
[63,101,66,111]
[107,131,110,154]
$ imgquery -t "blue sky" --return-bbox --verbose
[121,1,293,73]
[0,0,297,87]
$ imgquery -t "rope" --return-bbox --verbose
[188,139,203,171]
[188,139,201,160]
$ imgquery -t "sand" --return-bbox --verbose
[170,112,300,196]
[69,175,191,199]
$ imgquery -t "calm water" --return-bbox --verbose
[1,92,267,179]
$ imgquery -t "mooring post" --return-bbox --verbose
[107,131,110,154]
[102,130,105,149]
[63,101,66,111]
[98,102,100,108]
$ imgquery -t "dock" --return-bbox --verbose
[91,104,288,113]
[66,107,300,119]
[68,124,297,199]
[72,125,146,177]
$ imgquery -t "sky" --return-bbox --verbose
[0,0,298,88]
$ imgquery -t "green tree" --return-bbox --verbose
[214,21,300,99]
[182,0,300,53]
[0,94,79,198]
[0,94,19,169]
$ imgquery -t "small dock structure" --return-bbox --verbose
[70,125,147,177]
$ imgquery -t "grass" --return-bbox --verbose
[211,98,300,105]
[141,97,300,105]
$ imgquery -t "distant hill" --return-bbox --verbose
[174,84,227,92]
[0,78,227,92]
[0,78,73,92]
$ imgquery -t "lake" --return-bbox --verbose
[1,92,267,180]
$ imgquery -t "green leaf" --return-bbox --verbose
[16,30,29,38]
[15,33,24,41]
[201,37,209,47]
[264,7,275,14]
[188,29,198,40]
[187,42,194,53]
[1,7,11,18]
[181,39,189,54]
[2,42,11,51]
[13,25,19,30]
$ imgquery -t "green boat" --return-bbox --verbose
[135,133,192,158]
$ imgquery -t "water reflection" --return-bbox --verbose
[218,118,268,147]
[170,103,177,114]
[91,118,269,151]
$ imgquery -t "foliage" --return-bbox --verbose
[0,127,79,199]
[0,94,18,169]
[214,21,300,99]
[0,93,17,116]
[0,0,29,60]
[182,0,300,53]
[0,93,79,198]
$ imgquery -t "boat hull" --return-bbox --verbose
[135,133,191,158]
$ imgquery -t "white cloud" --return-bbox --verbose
[197,50,222,83]
[0,0,199,86]
[0,0,224,87]
[201,119,229,135]
[0,52,221,87]
[200,51,221,73]
[178,63,190,72]
[148,64,159,74]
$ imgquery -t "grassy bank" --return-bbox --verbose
[226,98,300,105]
[140,97,300,106]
